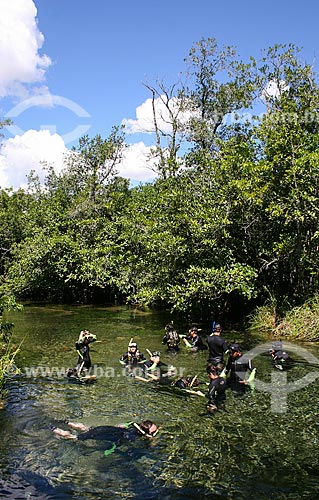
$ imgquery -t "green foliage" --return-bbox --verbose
[182,37,258,155]
[248,295,319,342]
[0,189,36,274]
[0,294,22,398]
[168,263,258,313]
[1,42,319,326]
[0,118,11,139]
[248,305,278,337]
[273,295,319,341]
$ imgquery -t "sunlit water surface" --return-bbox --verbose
[0,304,318,499]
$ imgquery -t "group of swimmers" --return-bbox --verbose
[53,322,291,451]
[118,323,291,414]
[55,330,158,447]
[116,323,250,413]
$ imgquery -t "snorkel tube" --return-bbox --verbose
[133,422,158,438]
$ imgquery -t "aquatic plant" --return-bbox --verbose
[0,294,23,400]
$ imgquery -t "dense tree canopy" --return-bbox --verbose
[1,41,319,323]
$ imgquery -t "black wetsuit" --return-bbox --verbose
[120,351,146,367]
[225,354,253,394]
[186,333,207,351]
[174,377,191,389]
[206,334,228,366]
[75,342,91,371]
[272,349,290,370]
[208,377,227,407]
[75,424,142,453]
[77,425,135,442]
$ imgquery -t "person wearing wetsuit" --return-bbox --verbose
[143,351,168,380]
[184,326,207,352]
[224,343,254,395]
[162,324,180,352]
[173,376,199,389]
[120,342,146,368]
[270,341,291,370]
[75,337,92,374]
[206,324,228,369]
[52,420,158,453]
[206,364,227,412]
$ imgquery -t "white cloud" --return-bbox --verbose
[261,80,289,102]
[0,0,51,98]
[122,97,157,134]
[122,95,192,135]
[0,130,66,189]
[0,133,156,189]
[118,142,157,182]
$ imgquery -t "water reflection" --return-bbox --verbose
[0,304,318,499]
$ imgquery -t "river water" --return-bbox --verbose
[0,304,319,499]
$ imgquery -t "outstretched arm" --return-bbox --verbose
[52,428,78,440]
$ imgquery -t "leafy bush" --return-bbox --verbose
[248,305,277,337]
[273,295,319,342]
[248,295,319,342]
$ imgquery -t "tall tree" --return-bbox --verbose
[143,79,187,178]
[254,44,319,306]
[64,127,126,205]
[182,37,259,159]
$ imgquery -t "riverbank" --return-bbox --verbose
[248,296,319,342]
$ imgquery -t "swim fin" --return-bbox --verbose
[104,443,117,456]
[219,368,227,378]
[246,368,256,392]
[246,368,256,384]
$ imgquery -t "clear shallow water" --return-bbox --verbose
[0,304,319,499]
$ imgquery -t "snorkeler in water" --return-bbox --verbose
[52,420,158,455]
[206,364,227,413]
[120,340,146,368]
[269,341,291,371]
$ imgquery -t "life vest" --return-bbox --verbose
[166,330,179,347]
[127,350,143,363]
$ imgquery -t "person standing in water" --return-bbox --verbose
[120,341,146,368]
[162,324,180,352]
[224,343,255,396]
[206,324,228,369]
[206,364,227,413]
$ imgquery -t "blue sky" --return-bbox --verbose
[0,0,318,188]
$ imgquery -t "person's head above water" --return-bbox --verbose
[271,340,283,352]
[189,326,198,335]
[165,323,174,332]
[134,420,158,437]
[128,342,137,351]
[229,343,242,357]
[150,351,161,362]
[206,364,220,379]
[213,324,222,334]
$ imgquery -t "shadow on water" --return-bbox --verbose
[0,304,319,499]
